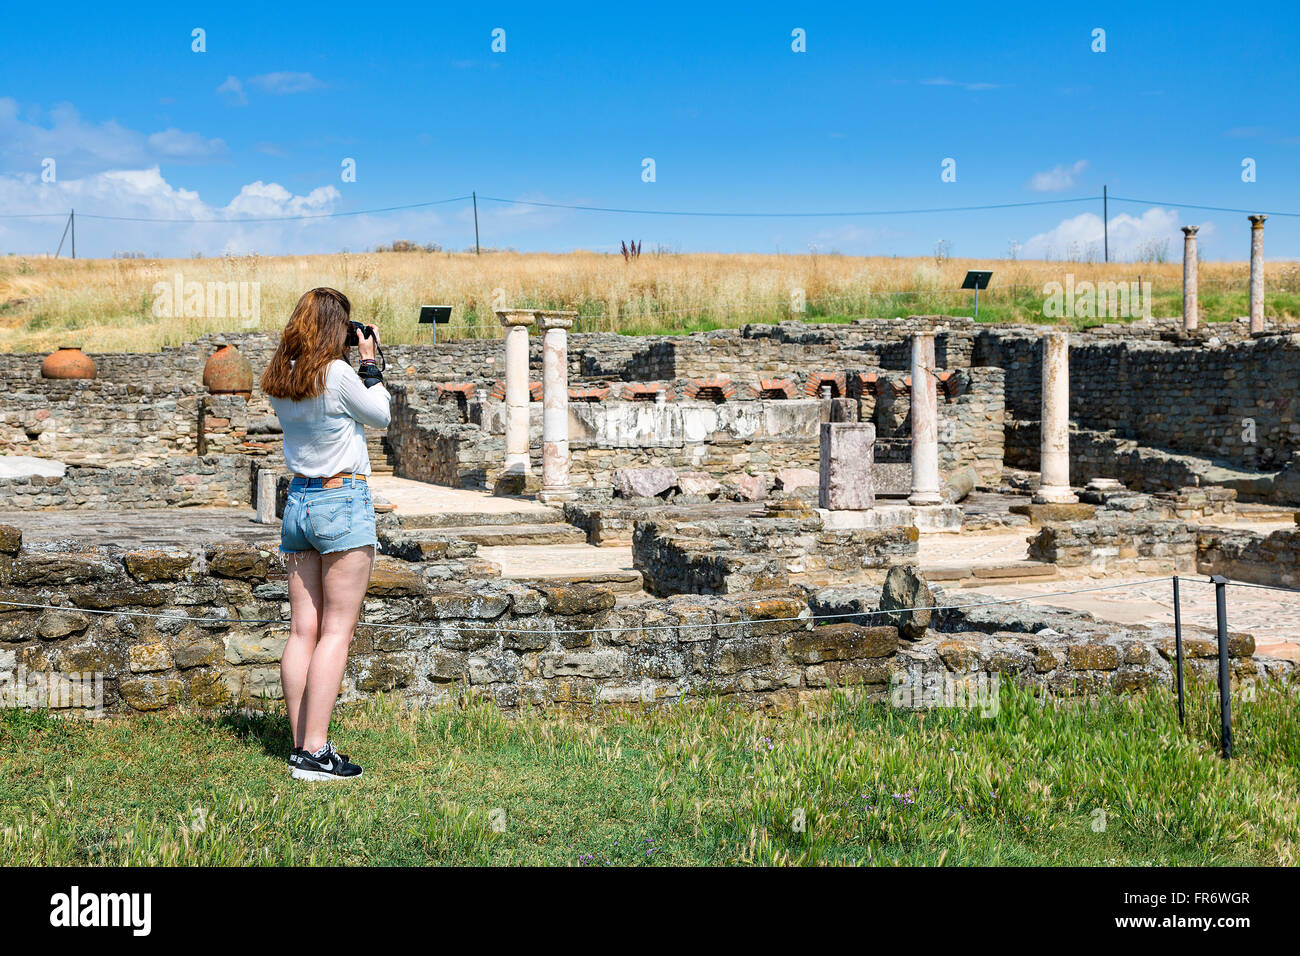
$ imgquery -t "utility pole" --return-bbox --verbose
[55,210,72,258]
[1102,186,1108,263]
[472,191,480,255]
[71,208,76,259]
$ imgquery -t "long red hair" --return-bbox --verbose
[260,288,351,400]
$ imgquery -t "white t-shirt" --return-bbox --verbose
[269,360,391,477]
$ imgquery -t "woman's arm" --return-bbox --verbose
[332,361,391,428]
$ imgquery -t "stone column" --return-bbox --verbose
[254,468,276,523]
[1181,225,1199,332]
[497,309,536,474]
[1249,215,1266,333]
[537,310,577,502]
[1034,330,1078,504]
[908,332,942,506]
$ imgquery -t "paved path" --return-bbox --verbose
[1,507,280,550]
[477,544,635,577]
[369,475,554,517]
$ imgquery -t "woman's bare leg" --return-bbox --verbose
[300,546,374,755]
[282,551,323,749]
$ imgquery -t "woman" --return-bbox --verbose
[260,287,390,781]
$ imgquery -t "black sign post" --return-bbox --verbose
[418,305,453,344]
[961,270,993,320]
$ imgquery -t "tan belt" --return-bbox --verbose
[294,472,367,489]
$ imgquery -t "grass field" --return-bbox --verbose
[3,251,1298,353]
[2,680,1297,866]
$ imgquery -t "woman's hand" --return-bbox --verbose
[358,324,380,363]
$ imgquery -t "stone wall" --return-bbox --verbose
[1027,517,1197,573]
[0,456,255,510]
[1197,525,1300,588]
[633,507,919,596]
[2,526,1285,717]
[0,526,900,713]
[977,327,1300,476]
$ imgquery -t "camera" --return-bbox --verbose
[344,321,376,347]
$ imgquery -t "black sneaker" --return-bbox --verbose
[288,747,306,774]
[291,742,362,781]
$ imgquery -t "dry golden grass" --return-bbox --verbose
[0,250,1284,353]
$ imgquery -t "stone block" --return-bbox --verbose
[787,624,898,664]
[819,422,875,511]
[123,549,194,582]
[541,584,616,616]
[128,642,173,673]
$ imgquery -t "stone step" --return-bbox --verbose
[391,508,566,530]
[409,523,589,547]
[505,569,644,594]
[924,560,1059,585]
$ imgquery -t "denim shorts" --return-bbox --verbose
[280,477,377,555]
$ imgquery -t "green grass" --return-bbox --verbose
[611,289,1300,337]
[2,680,1297,866]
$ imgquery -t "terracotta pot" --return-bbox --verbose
[203,343,254,395]
[40,347,97,380]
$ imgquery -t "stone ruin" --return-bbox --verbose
[3,306,1300,715]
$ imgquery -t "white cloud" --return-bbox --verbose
[248,72,325,94]
[216,76,246,106]
[920,77,1004,91]
[1019,207,1202,261]
[1027,160,1088,192]
[0,98,228,175]
[147,128,229,161]
[0,166,379,257]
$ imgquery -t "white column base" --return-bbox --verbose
[1033,485,1078,504]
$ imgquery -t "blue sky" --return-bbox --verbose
[1,0,1296,260]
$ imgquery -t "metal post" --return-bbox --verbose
[1211,574,1233,759]
[473,192,480,255]
[1103,186,1108,263]
[973,286,979,320]
[1172,575,1185,726]
[55,212,72,258]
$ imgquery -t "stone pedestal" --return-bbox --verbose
[1249,215,1266,333]
[1181,225,1199,332]
[818,422,875,511]
[1034,330,1078,504]
[254,468,276,524]
[497,309,535,476]
[820,504,962,533]
[538,310,577,503]
[908,332,942,506]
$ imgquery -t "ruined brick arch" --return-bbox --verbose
[750,378,798,400]
[849,372,882,399]
[803,371,847,398]
[936,370,961,402]
[568,386,610,403]
[620,382,673,402]
[682,378,737,403]
[489,381,544,401]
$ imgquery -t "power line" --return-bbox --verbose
[1107,196,1300,218]
[475,194,1101,218]
[0,195,473,224]
[6,192,1299,225]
